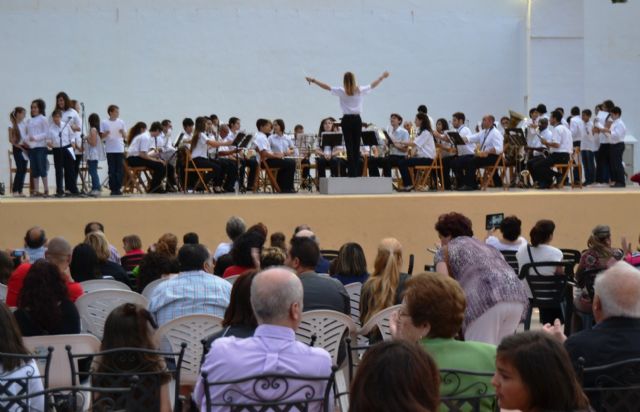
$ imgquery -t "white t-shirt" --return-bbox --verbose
[467,127,504,154]
[550,124,573,154]
[191,133,211,159]
[253,132,271,162]
[516,243,564,298]
[100,118,127,153]
[127,132,152,157]
[486,236,527,252]
[26,115,49,148]
[8,121,27,145]
[330,85,372,115]
[0,359,45,411]
[213,242,232,260]
[454,125,476,156]
[47,121,74,147]
[609,118,626,144]
[269,133,293,154]
[387,126,410,156]
[414,130,436,159]
[580,120,598,152]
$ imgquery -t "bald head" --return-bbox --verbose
[24,226,46,249]
[45,237,72,268]
[250,267,303,327]
[294,229,318,245]
[594,261,640,320]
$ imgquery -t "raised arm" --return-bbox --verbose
[370,71,390,89]
[305,77,331,91]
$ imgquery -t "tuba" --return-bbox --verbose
[504,110,526,165]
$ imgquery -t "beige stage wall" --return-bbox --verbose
[0,189,638,274]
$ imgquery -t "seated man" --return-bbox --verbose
[368,113,409,177]
[194,267,333,410]
[148,244,231,326]
[531,110,573,189]
[458,115,504,191]
[254,118,296,193]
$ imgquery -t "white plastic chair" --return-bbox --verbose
[358,304,402,342]
[80,279,131,293]
[296,310,357,366]
[225,275,240,285]
[344,282,362,326]
[23,334,101,388]
[0,283,7,302]
[75,290,148,339]
[155,314,224,385]
[141,277,168,300]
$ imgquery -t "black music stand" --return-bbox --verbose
[232,133,253,194]
[320,132,344,158]
[505,128,527,147]
[361,130,379,156]
[445,131,466,146]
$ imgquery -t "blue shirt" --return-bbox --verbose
[148,270,231,326]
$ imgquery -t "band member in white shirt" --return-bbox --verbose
[579,109,597,186]
[228,117,258,191]
[447,112,474,189]
[396,113,435,191]
[525,117,551,176]
[458,115,504,191]
[174,118,194,149]
[86,113,105,196]
[100,105,127,196]
[254,118,296,193]
[26,99,50,197]
[306,70,390,177]
[368,113,410,177]
[48,109,79,197]
[8,107,29,196]
[314,117,342,178]
[595,100,614,184]
[531,111,573,189]
[433,118,455,190]
[189,116,231,192]
[126,121,168,193]
[600,106,626,187]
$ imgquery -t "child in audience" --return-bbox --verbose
[622,234,640,266]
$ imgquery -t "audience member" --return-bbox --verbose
[13,260,81,336]
[204,271,258,350]
[149,244,231,326]
[183,232,199,245]
[434,212,527,344]
[330,242,369,285]
[360,238,409,324]
[85,232,131,287]
[0,251,14,284]
[153,233,178,259]
[213,216,246,262]
[286,236,350,315]
[485,215,527,252]
[223,230,265,278]
[84,221,120,263]
[120,234,146,272]
[93,303,171,411]
[391,272,495,410]
[493,332,590,412]
[194,267,333,410]
[136,251,178,293]
[260,247,286,269]
[349,340,440,412]
[69,243,101,282]
[23,226,47,263]
[270,231,287,251]
[621,233,640,266]
[0,302,45,410]
[294,229,330,273]
[213,253,233,278]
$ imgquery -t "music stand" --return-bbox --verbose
[445,131,466,146]
[294,133,317,158]
[505,128,527,147]
[231,133,254,193]
[320,132,344,152]
[361,130,379,156]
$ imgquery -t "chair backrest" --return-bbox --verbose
[66,344,186,412]
[358,304,402,342]
[519,262,569,307]
[320,249,339,262]
[500,250,520,274]
[561,248,581,269]
[201,368,336,412]
[225,275,240,285]
[577,268,605,300]
[344,283,362,326]
[296,310,357,366]
[0,283,7,303]
[23,334,101,388]
[80,279,132,293]
[141,277,167,300]
[0,348,53,411]
[154,314,224,385]
[75,290,149,339]
[439,369,497,412]
[407,253,415,275]
[579,357,640,412]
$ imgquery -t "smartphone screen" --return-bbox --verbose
[486,213,504,231]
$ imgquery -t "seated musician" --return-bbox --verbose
[149,119,178,190]
[204,117,237,193]
[447,112,475,189]
[432,118,456,190]
[214,123,243,193]
[457,115,504,191]
[313,117,348,179]
[254,118,296,193]
[396,113,436,191]
[525,117,551,175]
[126,121,169,194]
[368,113,409,177]
[225,117,258,191]
[189,116,231,192]
[530,110,573,189]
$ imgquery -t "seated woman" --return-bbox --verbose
[349,340,440,412]
[223,231,265,278]
[135,251,178,293]
[397,112,436,191]
[434,212,527,345]
[126,121,169,193]
[0,302,45,411]
[622,233,640,266]
[14,260,81,336]
[391,272,496,411]
[120,234,146,272]
[485,215,527,252]
[493,332,590,412]
[259,247,286,269]
[515,219,565,324]
[93,303,171,411]
[69,243,102,283]
[330,242,369,285]
[360,238,410,325]
[85,231,131,287]
[188,116,231,193]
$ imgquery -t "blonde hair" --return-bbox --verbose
[343,72,358,96]
[85,231,111,262]
[362,238,403,323]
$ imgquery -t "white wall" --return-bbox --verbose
[0,0,527,187]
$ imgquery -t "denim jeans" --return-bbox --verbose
[88,160,101,191]
[581,150,596,185]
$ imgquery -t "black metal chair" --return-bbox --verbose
[201,368,337,412]
[439,369,498,412]
[0,385,135,412]
[345,337,375,383]
[579,356,640,411]
[561,248,582,269]
[500,250,519,274]
[66,344,186,412]
[320,249,339,263]
[519,261,573,330]
[0,348,53,411]
[407,253,415,275]
[573,268,604,331]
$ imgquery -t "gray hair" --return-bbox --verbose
[594,261,640,318]
[226,216,246,241]
[250,267,303,324]
[45,237,71,263]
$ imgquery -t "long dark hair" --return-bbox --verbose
[56,91,71,111]
[416,112,432,134]
[127,122,147,145]
[190,116,208,154]
[497,332,590,411]
[222,271,258,328]
[9,107,26,145]
[18,260,69,331]
[88,113,100,131]
[333,242,367,278]
[70,243,101,282]
[0,302,30,370]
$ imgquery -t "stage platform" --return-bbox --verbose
[1,186,638,274]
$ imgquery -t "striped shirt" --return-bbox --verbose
[148,270,232,326]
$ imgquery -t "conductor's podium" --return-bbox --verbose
[318,177,393,195]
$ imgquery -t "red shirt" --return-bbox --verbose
[223,265,253,278]
[6,263,84,307]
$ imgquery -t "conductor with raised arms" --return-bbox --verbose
[306,71,390,177]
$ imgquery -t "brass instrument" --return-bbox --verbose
[508,110,525,129]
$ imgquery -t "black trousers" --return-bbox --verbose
[126,156,167,192]
[367,156,386,177]
[106,152,125,194]
[12,148,28,194]
[341,114,362,177]
[239,157,258,190]
[217,158,239,191]
[465,154,500,188]
[609,142,625,185]
[440,155,454,190]
[317,156,348,177]
[596,143,610,183]
[266,158,296,192]
[532,152,570,187]
[399,157,433,187]
[191,157,222,188]
[452,154,474,187]
[52,146,79,194]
